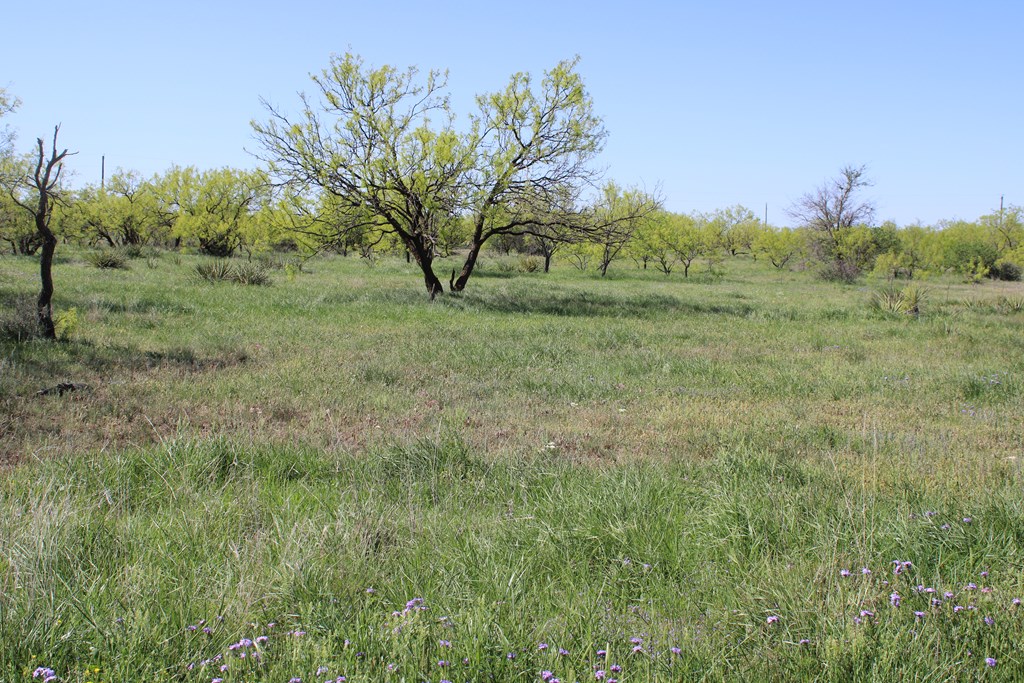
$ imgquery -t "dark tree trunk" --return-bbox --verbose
[36,232,57,339]
[450,239,483,292]
[407,237,444,299]
[543,252,552,273]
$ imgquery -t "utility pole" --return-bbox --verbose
[764,202,768,228]
[101,155,105,190]
[999,194,1004,232]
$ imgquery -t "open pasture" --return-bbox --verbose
[2,252,1023,681]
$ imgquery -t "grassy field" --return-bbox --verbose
[1,250,1023,681]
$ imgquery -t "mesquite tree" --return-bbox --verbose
[789,164,875,268]
[254,54,655,297]
[253,54,470,298]
[5,127,72,338]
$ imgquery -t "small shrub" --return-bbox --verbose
[996,295,1024,314]
[0,295,42,342]
[194,259,236,283]
[991,259,1022,282]
[85,249,130,270]
[54,307,79,340]
[818,260,861,283]
[519,255,542,273]
[120,243,146,259]
[232,261,272,286]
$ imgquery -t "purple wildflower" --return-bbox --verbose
[597,649,607,658]
[595,671,606,680]
[559,648,570,656]
[914,611,926,619]
[440,639,451,648]
[986,658,997,667]
[798,639,810,645]
[438,660,450,667]
[538,642,548,650]
[890,592,901,607]
[541,672,554,682]
[766,615,780,624]
[840,569,851,577]
[984,616,995,626]
[671,646,682,654]
[610,664,622,673]
[861,567,872,576]
[963,517,972,524]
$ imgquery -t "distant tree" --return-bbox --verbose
[980,204,1022,252]
[155,166,270,257]
[2,127,73,338]
[67,170,166,247]
[0,88,19,156]
[789,164,875,279]
[716,205,762,256]
[591,182,657,277]
[662,212,712,278]
[755,227,805,270]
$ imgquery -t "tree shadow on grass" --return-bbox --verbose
[1,336,249,395]
[441,285,757,319]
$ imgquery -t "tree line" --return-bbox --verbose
[2,59,1022,336]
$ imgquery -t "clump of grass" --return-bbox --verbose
[232,261,272,286]
[193,259,272,285]
[996,295,1024,314]
[0,294,42,342]
[194,259,236,283]
[870,284,927,315]
[85,249,130,270]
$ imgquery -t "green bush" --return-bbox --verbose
[991,259,1022,282]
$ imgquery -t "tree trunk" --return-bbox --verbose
[450,239,483,292]
[543,252,552,273]
[406,237,444,299]
[36,232,57,339]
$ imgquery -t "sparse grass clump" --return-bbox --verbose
[0,294,41,342]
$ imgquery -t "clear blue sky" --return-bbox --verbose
[2,0,1019,226]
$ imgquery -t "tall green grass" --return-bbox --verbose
[2,438,1023,681]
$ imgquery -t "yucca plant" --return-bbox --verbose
[232,261,272,286]
[193,259,236,283]
[85,249,130,270]
[870,284,927,316]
